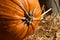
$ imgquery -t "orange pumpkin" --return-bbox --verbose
[0,0,42,40]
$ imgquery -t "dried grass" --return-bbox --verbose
[24,13,60,40]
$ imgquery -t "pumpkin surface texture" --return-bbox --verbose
[0,0,42,40]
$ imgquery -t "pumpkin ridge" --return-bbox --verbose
[0,4,24,17]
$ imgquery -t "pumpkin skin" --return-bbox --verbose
[0,0,42,40]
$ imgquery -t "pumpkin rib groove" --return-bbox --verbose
[30,23,34,30]
[24,24,34,36]
[10,0,25,12]
[24,0,29,12]
[19,24,28,39]
[27,0,30,12]
[10,0,24,12]
[27,25,34,35]
[0,14,23,21]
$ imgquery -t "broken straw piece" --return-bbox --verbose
[42,8,52,16]
[41,8,52,19]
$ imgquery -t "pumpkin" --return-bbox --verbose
[0,0,42,40]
